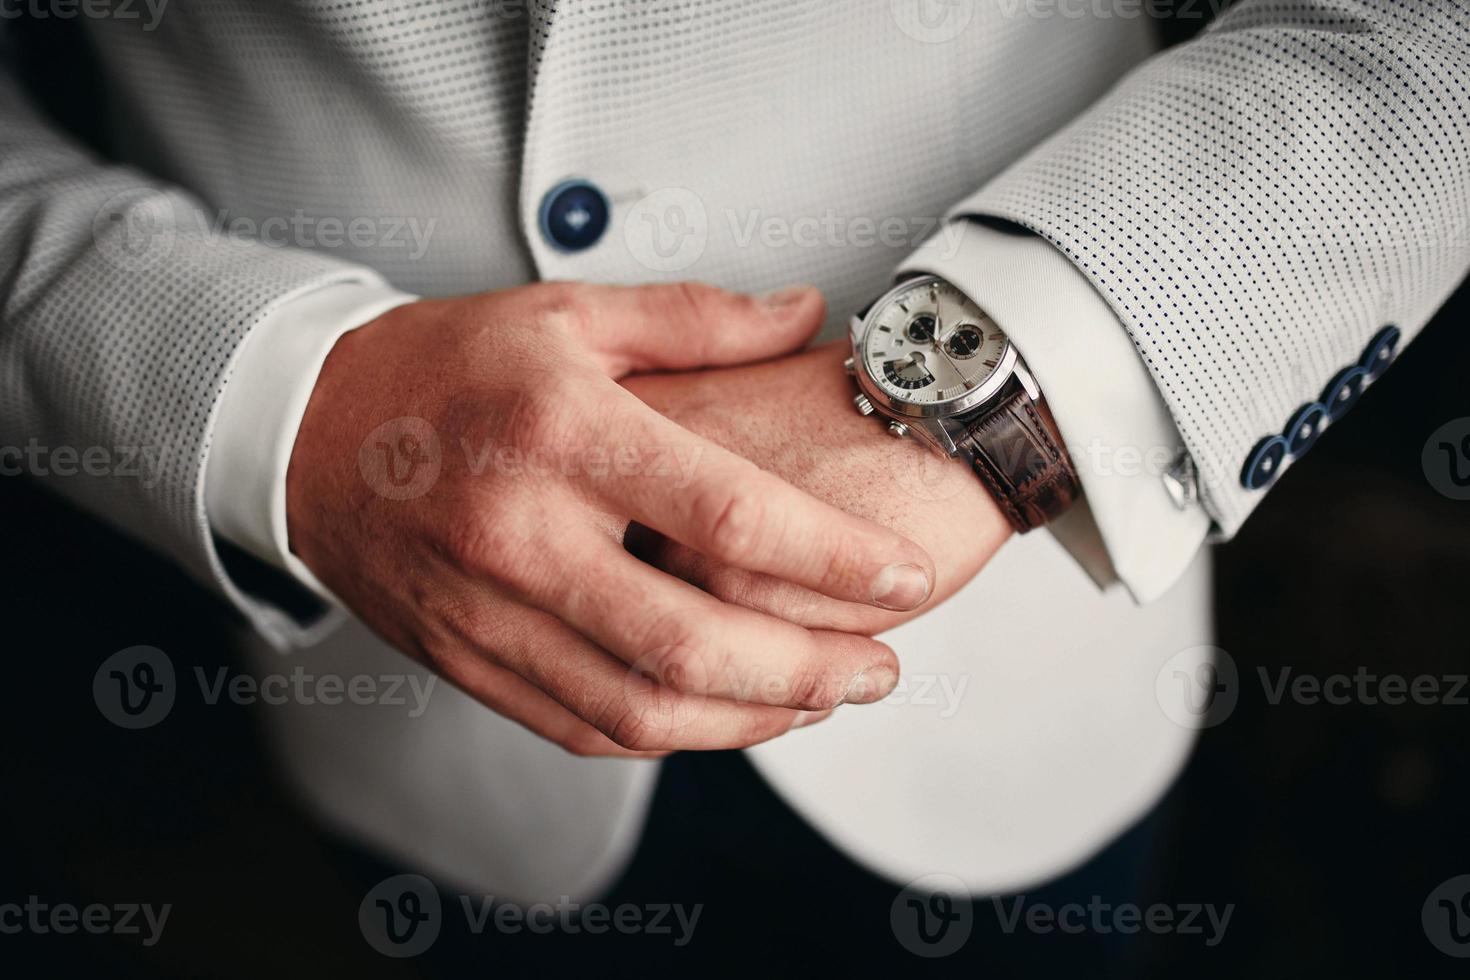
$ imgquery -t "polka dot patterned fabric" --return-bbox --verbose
[2,1,1464,638]
[959,0,1470,533]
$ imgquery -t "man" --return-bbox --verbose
[2,0,1466,929]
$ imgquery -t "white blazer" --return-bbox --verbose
[3,0,1464,900]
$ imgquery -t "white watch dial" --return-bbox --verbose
[861,278,1009,406]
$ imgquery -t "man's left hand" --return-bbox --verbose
[624,338,1014,635]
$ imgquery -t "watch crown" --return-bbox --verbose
[853,394,875,417]
[887,421,910,439]
[843,356,855,376]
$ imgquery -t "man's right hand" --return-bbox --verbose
[285,282,935,757]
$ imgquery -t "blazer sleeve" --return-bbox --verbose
[0,75,386,644]
[952,0,1470,536]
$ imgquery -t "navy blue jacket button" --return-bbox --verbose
[539,180,610,253]
[1241,435,1289,491]
[1321,365,1367,422]
[1284,402,1328,457]
[1360,324,1401,381]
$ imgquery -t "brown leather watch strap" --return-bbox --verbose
[958,381,1080,533]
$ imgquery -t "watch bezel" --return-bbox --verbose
[852,274,1017,421]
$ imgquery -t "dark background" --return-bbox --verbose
[3,8,1468,978]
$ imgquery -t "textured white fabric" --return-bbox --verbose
[2,0,1463,899]
[748,535,1213,895]
[206,280,418,601]
[956,0,1470,533]
[899,222,1213,603]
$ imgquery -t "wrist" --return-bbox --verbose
[206,279,416,602]
[845,275,1081,534]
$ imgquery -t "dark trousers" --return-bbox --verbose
[338,749,1180,978]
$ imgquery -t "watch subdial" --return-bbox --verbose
[906,313,937,344]
[943,325,984,359]
[882,351,934,390]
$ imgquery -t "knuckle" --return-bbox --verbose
[432,593,496,645]
[530,282,595,336]
[441,509,530,579]
[789,663,845,712]
[694,481,767,561]
[664,281,721,321]
[665,283,758,359]
[600,703,666,752]
[641,612,727,697]
[509,378,589,454]
[814,536,865,595]
[413,628,482,690]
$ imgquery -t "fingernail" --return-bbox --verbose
[760,285,815,312]
[871,563,932,610]
[843,666,896,706]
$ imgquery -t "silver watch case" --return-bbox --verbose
[847,274,1040,457]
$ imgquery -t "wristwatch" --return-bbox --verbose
[847,274,1080,533]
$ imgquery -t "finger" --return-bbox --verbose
[441,598,835,751]
[586,385,935,610]
[441,656,670,759]
[624,523,888,633]
[552,281,827,377]
[503,530,900,710]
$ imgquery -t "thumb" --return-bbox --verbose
[581,281,826,377]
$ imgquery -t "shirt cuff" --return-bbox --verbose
[205,280,419,602]
[897,220,1211,603]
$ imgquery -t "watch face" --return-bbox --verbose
[860,277,1010,410]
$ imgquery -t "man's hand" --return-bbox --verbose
[624,339,1014,636]
[285,282,936,756]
